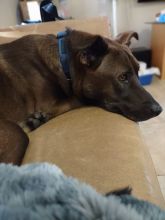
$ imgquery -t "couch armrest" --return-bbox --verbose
[22,107,164,208]
[0,17,110,45]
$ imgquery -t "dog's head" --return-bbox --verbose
[67,30,162,121]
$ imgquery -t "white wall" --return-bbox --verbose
[0,0,20,29]
[58,0,112,20]
[64,0,165,48]
[116,0,165,48]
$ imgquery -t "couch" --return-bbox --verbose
[0,17,164,209]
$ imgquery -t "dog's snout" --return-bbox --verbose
[150,104,162,116]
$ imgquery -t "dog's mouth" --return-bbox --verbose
[103,101,163,122]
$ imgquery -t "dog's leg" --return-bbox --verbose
[0,119,29,165]
[20,98,82,131]
[105,186,132,197]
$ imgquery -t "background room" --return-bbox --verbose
[0,0,165,210]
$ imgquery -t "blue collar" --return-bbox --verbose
[57,31,70,80]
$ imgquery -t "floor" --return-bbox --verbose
[139,77,165,199]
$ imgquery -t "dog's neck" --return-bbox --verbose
[57,31,71,80]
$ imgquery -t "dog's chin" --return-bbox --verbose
[123,114,151,122]
[124,113,161,122]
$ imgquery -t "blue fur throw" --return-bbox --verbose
[0,163,164,220]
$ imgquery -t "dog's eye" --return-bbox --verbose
[118,73,128,82]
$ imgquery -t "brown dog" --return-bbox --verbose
[0,29,162,164]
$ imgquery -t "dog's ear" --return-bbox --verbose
[68,30,108,68]
[115,31,138,47]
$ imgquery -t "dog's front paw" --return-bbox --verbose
[20,112,52,131]
[31,112,50,123]
[27,112,52,130]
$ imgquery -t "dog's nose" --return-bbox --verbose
[150,104,162,116]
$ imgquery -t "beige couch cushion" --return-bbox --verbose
[22,107,164,208]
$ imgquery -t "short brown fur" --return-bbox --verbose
[0,30,162,164]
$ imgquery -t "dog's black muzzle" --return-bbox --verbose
[103,90,162,122]
[116,83,162,122]
[114,98,162,122]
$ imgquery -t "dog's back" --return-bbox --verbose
[0,34,67,123]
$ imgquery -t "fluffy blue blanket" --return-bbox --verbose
[0,163,164,220]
